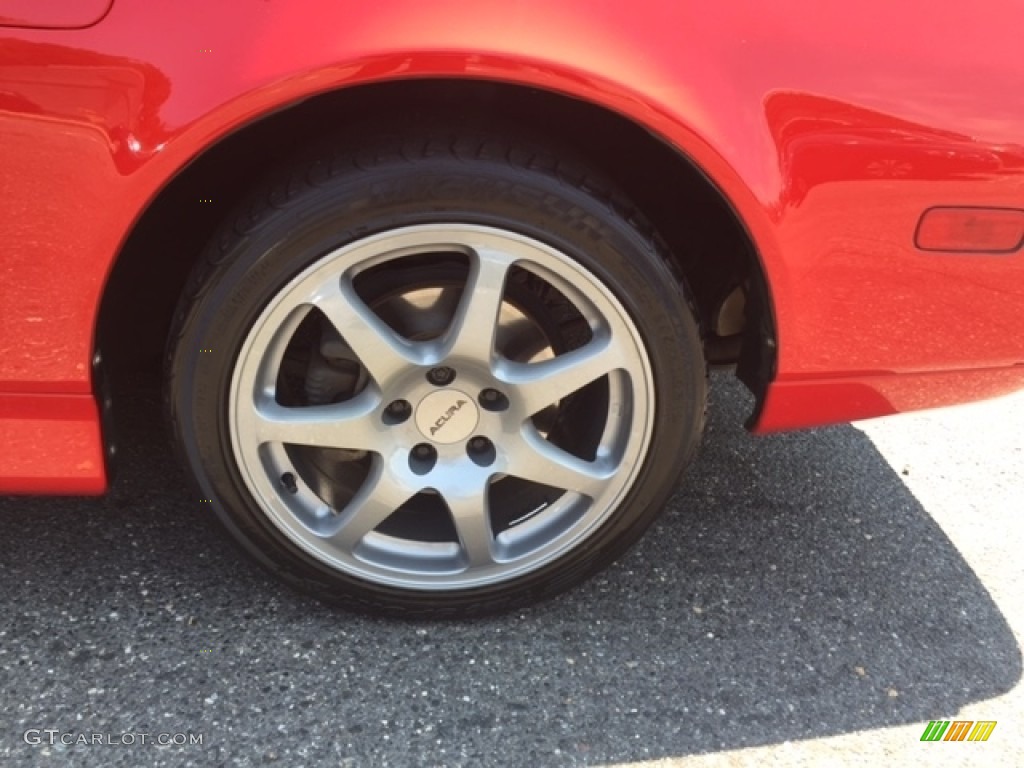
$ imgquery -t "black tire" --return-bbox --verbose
[166,129,706,618]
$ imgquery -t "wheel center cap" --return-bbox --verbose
[415,389,479,444]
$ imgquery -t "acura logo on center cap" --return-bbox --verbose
[430,399,468,436]
[415,389,479,444]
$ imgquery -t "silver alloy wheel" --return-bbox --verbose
[228,224,655,590]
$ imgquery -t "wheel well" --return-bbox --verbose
[98,79,775,403]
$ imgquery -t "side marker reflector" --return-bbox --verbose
[915,207,1024,253]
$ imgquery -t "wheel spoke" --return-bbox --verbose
[506,425,612,497]
[325,462,414,552]
[314,279,421,383]
[252,392,382,451]
[442,247,514,362]
[502,334,621,417]
[444,487,497,567]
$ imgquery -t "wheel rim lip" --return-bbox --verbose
[227,223,656,591]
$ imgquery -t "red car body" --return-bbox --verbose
[2,0,1023,495]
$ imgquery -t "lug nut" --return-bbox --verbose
[409,443,438,475]
[383,399,411,425]
[478,388,509,412]
[466,436,496,467]
[427,367,456,386]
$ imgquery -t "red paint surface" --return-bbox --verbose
[1,0,1023,491]
[0,1,112,30]
[0,394,106,493]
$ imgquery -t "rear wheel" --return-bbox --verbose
[167,132,706,617]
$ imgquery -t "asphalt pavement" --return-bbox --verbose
[1,374,1021,767]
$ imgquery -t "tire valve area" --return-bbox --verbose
[280,472,298,494]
